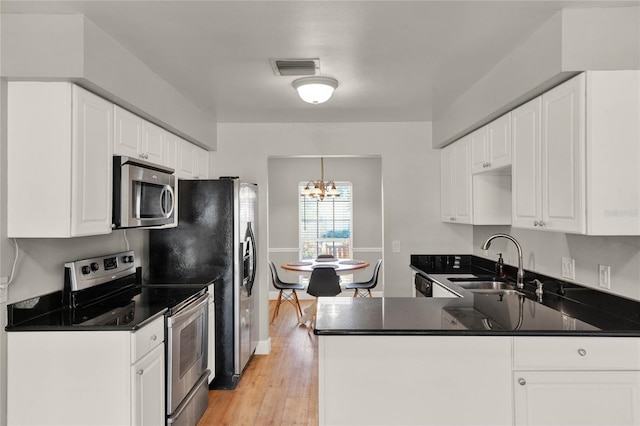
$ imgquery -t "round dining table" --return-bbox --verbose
[280,258,370,274]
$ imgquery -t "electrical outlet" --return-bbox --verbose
[392,241,401,253]
[561,257,575,280]
[0,285,7,304]
[599,264,611,289]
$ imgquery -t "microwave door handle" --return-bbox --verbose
[163,185,175,218]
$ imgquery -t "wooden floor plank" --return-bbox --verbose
[199,300,318,425]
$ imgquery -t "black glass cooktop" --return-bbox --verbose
[6,283,208,331]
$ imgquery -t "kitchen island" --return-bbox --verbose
[314,270,640,426]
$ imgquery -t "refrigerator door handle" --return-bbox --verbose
[245,222,257,296]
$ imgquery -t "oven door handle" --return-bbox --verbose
[167,293,209,328]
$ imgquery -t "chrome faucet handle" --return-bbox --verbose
[533,279,544,302]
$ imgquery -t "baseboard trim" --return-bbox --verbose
[255,337,271,355]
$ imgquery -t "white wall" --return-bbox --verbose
[214,122,474,346]
[474,226,640,302]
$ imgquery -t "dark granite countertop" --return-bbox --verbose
[313,255,640,336]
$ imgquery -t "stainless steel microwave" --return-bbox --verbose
[112,156,176,229]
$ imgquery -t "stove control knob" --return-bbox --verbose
[81,265,91,275]
[123,255,134,264]
[90,262,100,272]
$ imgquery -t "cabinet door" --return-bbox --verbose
[114,105,142,158]
[440,143,455,222]
[71,86,113,236]
[142,121,165,165]
[511,97,542,229]
[514,371,640,426]
[470,126,489,174]
[453,137,472,223]
[164,133,179,170]
[488,112,511,169]
[541,74,586,233]
[177,138,196,179]
[195,146,209,179]
[132,344,165,426]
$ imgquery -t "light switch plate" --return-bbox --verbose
[561,257,575,280]
[599,264,611,289]
[392,241,400,253]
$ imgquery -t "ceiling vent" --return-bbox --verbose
[270,58,320,76]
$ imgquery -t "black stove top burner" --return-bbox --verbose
[6,251,210,331]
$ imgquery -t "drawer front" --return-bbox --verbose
[132,316,165,363]
[514,337,640,370]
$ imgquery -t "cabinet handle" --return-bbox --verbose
[533,221,539,227]
[137,370,144,375]
[518,378,526,386]
[150,335,157,341]
[578,348,587,356]
[538,221,545,228]
[450,217,456,221]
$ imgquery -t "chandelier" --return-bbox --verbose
[300,157,340,201]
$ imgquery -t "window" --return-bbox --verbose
[299,182,352,260]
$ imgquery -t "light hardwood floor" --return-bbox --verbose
[198,299,318,425]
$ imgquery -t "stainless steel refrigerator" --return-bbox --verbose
[148,177,258,390]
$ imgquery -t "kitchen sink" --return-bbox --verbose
[470,289,525,296]
[452,281,516,290]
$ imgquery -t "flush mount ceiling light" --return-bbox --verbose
[292,76,338,105]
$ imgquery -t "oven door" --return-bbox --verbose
[166,293,209,416]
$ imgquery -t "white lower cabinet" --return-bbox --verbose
[7,317,165,425]
[512,337,640,425]
[513,371,640,426]
[319,336,512,425]
[132,344,166,425]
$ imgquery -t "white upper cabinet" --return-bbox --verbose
[114,106,166,166]
[164,132,179,171]
[195,146,210,179]
[176,138,209,180]
[441,136,472,224]
[8,82,113,238]
[512,71,639,235]
[513,75,585,233]
[114,106,143,158]
[142,121,165,165]
[470,112,512,174]
[511,97,542,229]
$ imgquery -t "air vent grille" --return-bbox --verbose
[270,58,319,76]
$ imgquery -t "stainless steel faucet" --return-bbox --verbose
[481,233,525,289]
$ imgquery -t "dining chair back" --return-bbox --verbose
[268,261,305,323]
[346,259,382,297]
[307,267,342,297]
[306,266,342,334]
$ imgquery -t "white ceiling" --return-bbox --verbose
[2,0,637,123]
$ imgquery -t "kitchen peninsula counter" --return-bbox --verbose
[316,263,640,425]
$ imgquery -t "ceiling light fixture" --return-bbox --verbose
[292,76,338,105]
[301,157,340,201]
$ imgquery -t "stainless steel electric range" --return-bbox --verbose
[6,250,210,426]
